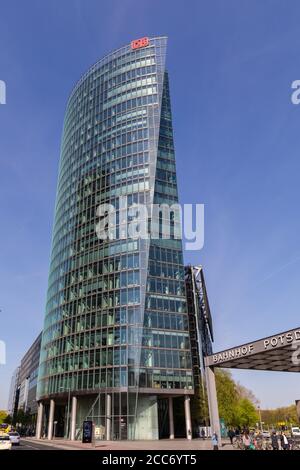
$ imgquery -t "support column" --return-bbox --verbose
[70,396,77,441]
[47,399,55,440]
[36,402,44,439]
[106,393,112,441]
[168,397,174,439]
[205,366,221,448]
[184,395,192,440]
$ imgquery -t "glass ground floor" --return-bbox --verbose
[35,391,194,441]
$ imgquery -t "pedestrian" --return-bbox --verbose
[280,432,289,450]
[212,432,219,450]
[228,428,235,445]
[201,428,206,440]
[242,433,251,450]
[271,431,279,450]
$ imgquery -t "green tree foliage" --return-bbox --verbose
[190,379,210,425]
[235,398,259,428]
[14,409,32,426]
[4,414,12,425]
[261,404,298,427]
[215,369,238,425]
[0,410,9,424]
[215,369,258,428]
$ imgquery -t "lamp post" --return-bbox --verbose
[258,405,263,432]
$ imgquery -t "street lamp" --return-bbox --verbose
[258,405,263,432]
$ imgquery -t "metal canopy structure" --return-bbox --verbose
[204,327,300,448]
[205,327,300,372]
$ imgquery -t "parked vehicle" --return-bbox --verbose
[261,430,271,438]
[0,434,12,451]
[8,431,20,445]
[291,426,300,438]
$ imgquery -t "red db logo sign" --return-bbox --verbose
[131,37,149,50]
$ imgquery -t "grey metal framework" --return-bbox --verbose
[185,265,213,432]
[36,36,194,441]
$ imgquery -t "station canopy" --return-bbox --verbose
[205,327,300,372]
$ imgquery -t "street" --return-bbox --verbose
[11,439,63,451]
[8,437,232,451]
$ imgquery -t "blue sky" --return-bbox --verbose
[1,0,300,409]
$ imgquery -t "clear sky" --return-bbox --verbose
[1,0,300,410]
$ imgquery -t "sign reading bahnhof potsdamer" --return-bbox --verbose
[205,328,300,372]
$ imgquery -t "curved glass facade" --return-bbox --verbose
[37,37,194,440]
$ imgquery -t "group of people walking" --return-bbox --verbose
[200,426,296,450]
[227,428,293,450]
[270,431,290,450]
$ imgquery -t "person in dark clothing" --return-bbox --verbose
[200,429,206,440]
[228,429,235,445]
[271,432,279,450]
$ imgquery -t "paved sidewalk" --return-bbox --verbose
[23,437,233,451]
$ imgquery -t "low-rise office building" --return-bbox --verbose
[7,366,20,418]
[7,333,42,430]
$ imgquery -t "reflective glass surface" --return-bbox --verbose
[37,37,194,405]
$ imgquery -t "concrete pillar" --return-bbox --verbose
[168,397,175,439]
[70,396,77,441]
[47,399,55,440]
[184,395,192,440]
[36,402,44,439]
[106,393,112,441]
[206,366,221,447]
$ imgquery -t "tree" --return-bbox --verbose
[261,404,298,427]
[236,383,259,406]
[14,409,32,426]
[0,410,9,425]
[5,414,12,425]
[215,369,238,426]
[235,398,259,428]
[215,369,258,428]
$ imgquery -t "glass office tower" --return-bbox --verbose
[36,37,194,441]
